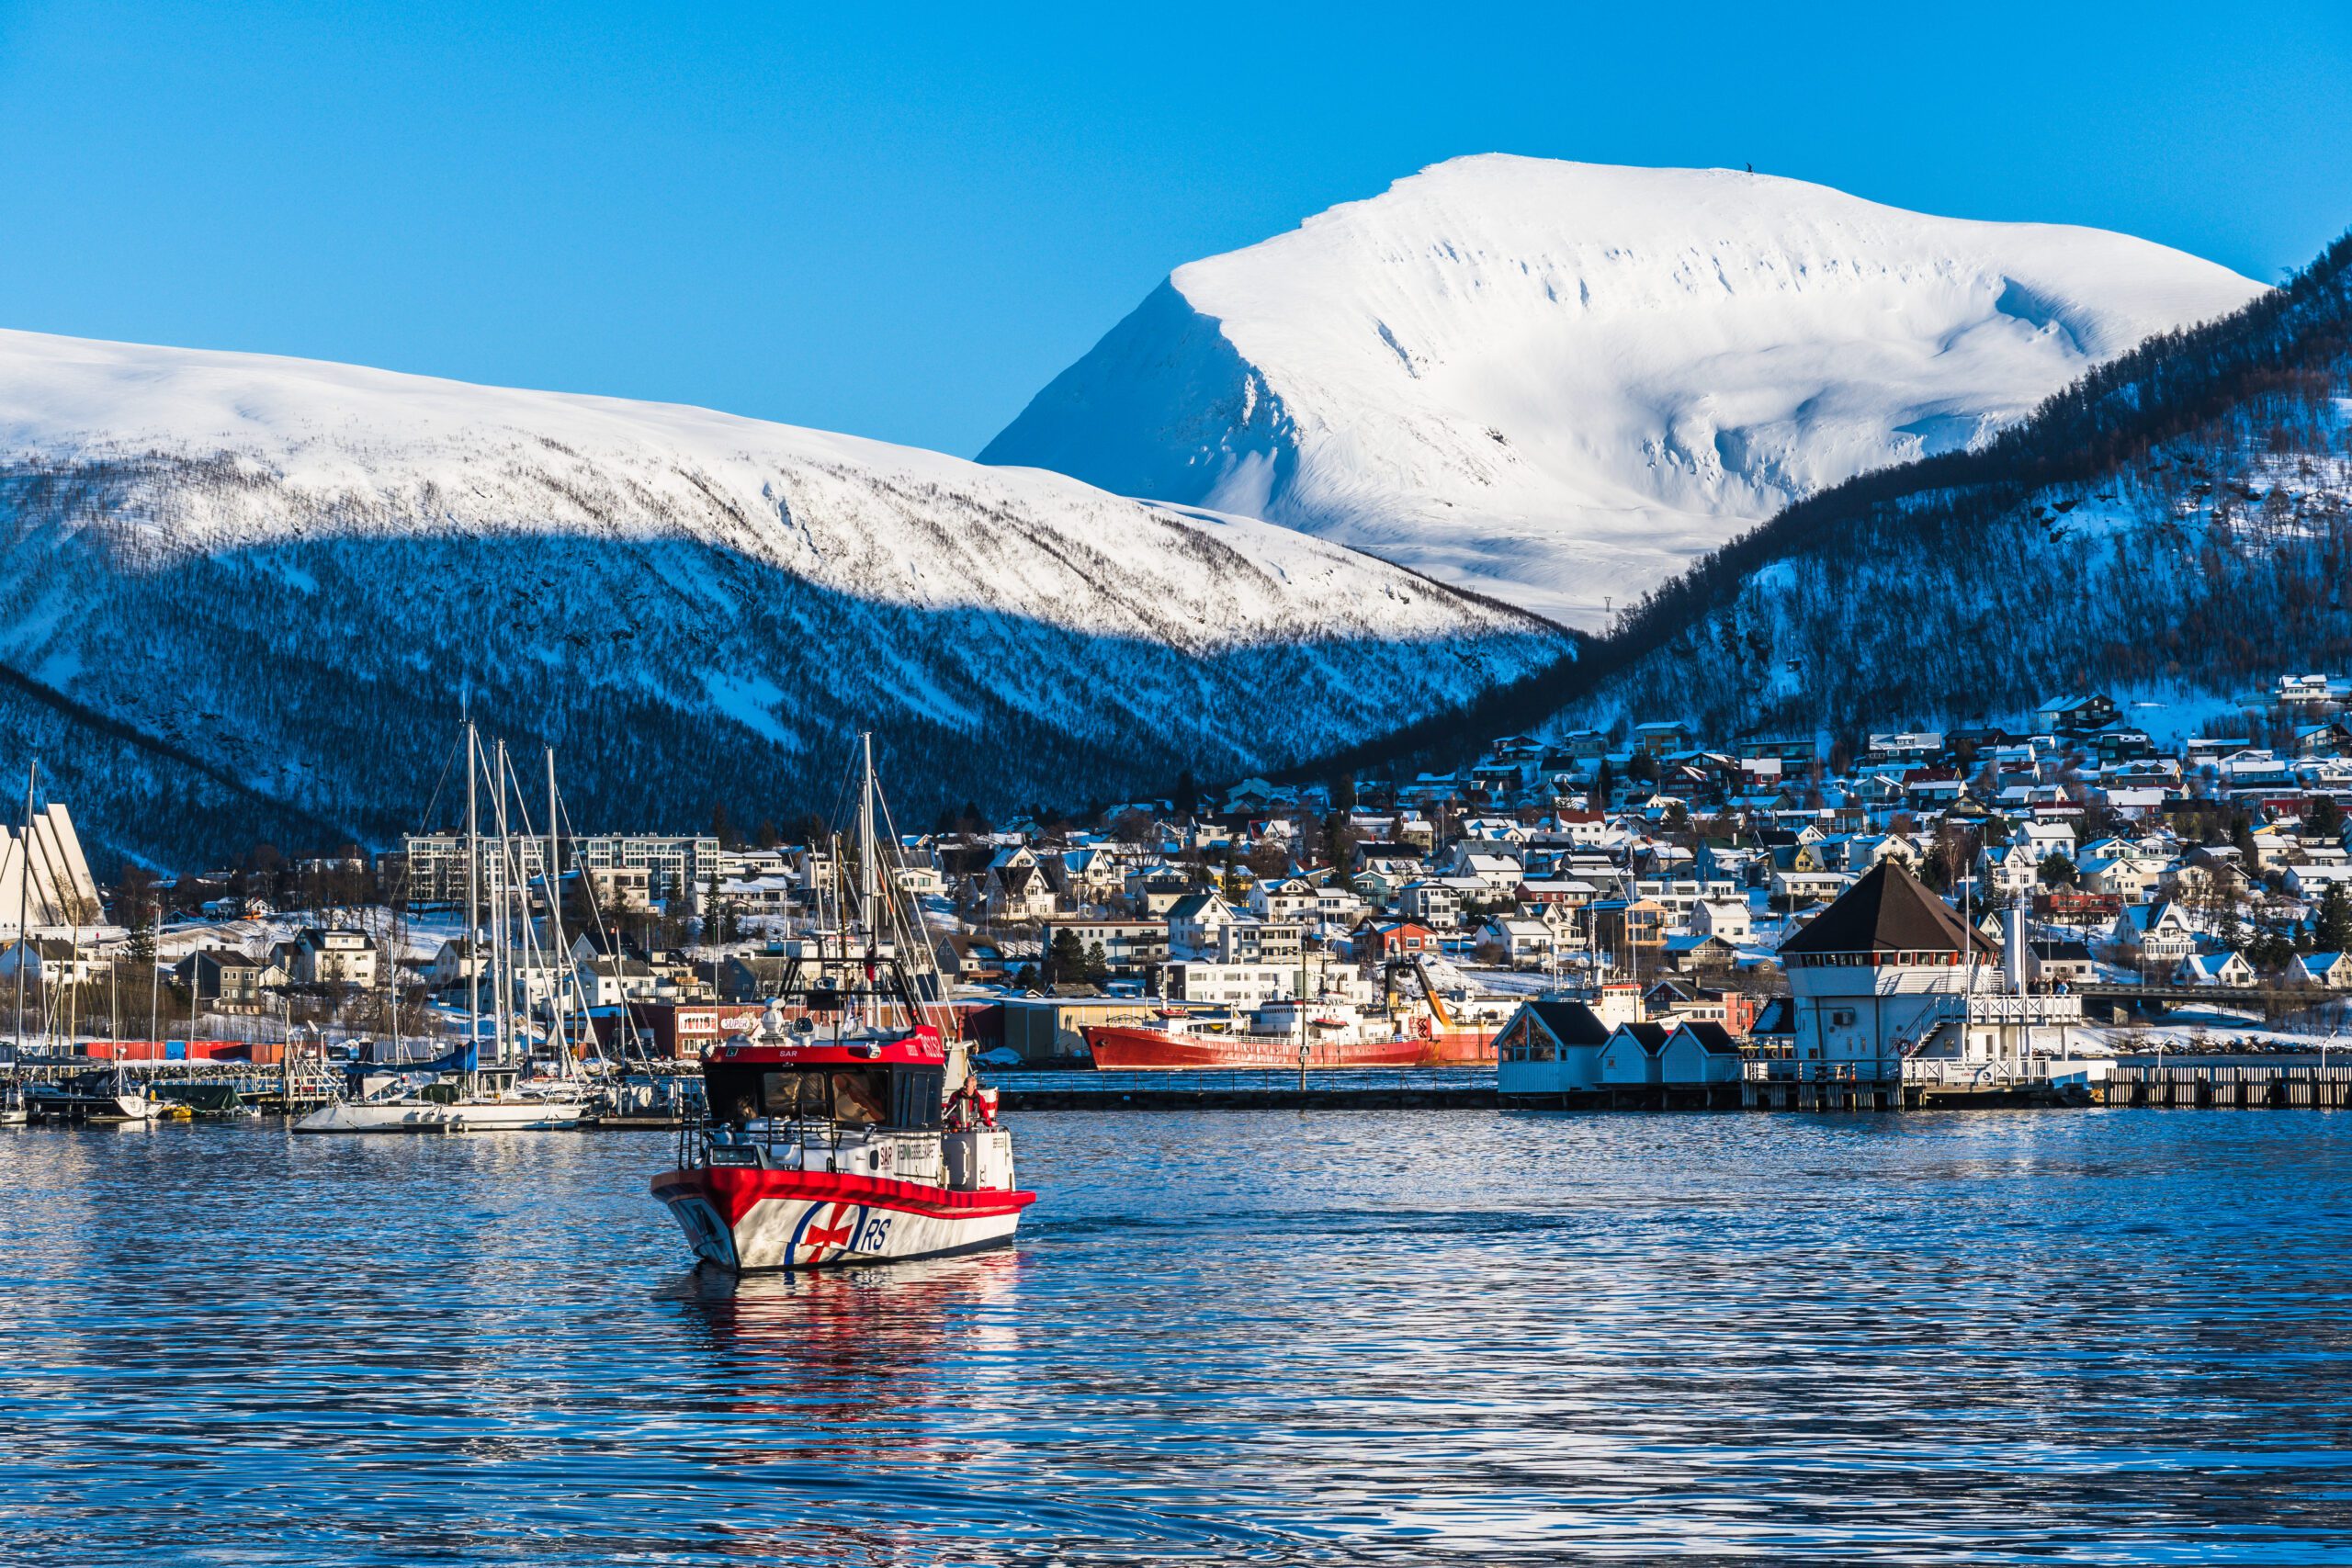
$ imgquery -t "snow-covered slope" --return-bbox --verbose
[0,328,1568,867]
[982,156,2267,626]
[1554,229,2352,748]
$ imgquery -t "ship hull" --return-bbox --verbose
[1083,1024,1489,1071]
[652,1166,1035,1272]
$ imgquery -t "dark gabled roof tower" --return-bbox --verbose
[1777,860,1997,959]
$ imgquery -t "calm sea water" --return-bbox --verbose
[4,1108,2352,1565]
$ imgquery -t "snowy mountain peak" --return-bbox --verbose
[983,155,2267,626]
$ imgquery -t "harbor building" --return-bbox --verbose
[1759,861,2095,1106]
[1494,983,1644,1100]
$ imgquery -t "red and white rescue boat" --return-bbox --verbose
[651,735,1035,1271]
[652,1009,1034,1271]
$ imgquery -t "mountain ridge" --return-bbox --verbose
[0,327,1571,870]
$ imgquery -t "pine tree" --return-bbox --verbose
[2318,881,2352,955]
[1047,928,1086,985]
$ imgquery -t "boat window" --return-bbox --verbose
[707,1066,763,1124]
[830,1071,887,1126]
[758,1070,836,1121]
[889,1067,945,1129]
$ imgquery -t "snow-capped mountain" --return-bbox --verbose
[982,156,2267,626]
[0,328,1569,868]
[1552,229,2352,747]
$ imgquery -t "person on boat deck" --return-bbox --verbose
[831,1072,885,1126]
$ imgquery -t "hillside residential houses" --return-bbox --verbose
[31,673,2352,1073]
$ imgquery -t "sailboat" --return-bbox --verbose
[651,734,1034,1271]
[295,727,594,1134]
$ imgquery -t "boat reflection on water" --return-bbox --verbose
[656,1249,1025,1415]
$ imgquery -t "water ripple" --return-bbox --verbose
[3,1109,2351,1562]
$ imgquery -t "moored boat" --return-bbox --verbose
[26,1071,160,1123]
[293,1077,589,1134]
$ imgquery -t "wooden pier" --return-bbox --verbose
[2103,1060,2352,1108]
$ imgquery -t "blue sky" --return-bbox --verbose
[3,2,2347,457]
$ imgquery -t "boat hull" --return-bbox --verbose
[652,1166,1034,1272]
[1082,1024,1488,1070]
[28,1089,158,1123]
[294,1098,588,1134]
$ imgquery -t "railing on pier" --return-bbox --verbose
[2105,1059,2352,1107]
[1740,1056,2047,1088]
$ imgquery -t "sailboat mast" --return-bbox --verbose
[859,731,878,944]
[492,738,511,1070]
[12,760,33,1058]
[545,746,566,1076]
[466,722,481,1084]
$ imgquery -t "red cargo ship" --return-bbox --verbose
[1083,988,1497,1071]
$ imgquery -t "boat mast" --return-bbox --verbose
[492,738,512,1073]
[859,731,878,948]
[12,759,32,1062]
[466,720,481,1092]
[546,748,563,1068]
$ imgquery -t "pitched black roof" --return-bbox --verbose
[1523,1000,1614,1047]
[1668,1021,1741,1055]
[1608,1021,1673,1051]
[1778,860,1997,958]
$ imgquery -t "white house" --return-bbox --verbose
[1248,876,1322,923]
[2175,951,2256,988]
[0,937,102,987]
[2076,853,2162,902]
[2109,900,2199,967]
[1165,893,1238,958]
[1690,899,1753,943]
[1477,916,1560,967]
[1396,880,1464,930]
[290,927,379,988]
[2301,952,2352,988]
[1982,840,2042,897]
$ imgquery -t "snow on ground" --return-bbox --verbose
[985,156,2264,626]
